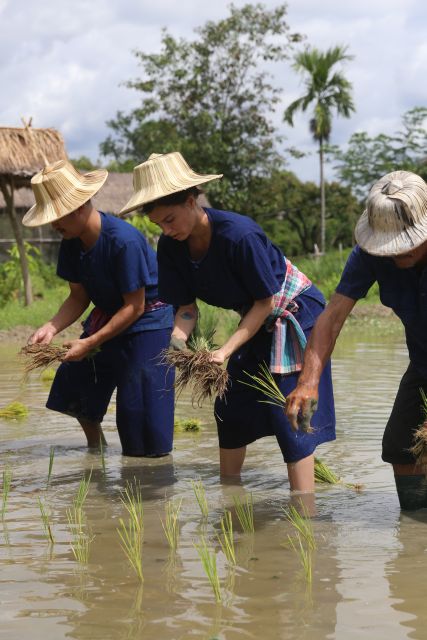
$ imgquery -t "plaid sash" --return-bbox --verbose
[265,259,311,374]
[84,299,167,336]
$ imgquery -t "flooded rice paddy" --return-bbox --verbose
[1,325,427,639]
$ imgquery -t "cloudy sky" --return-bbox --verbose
[0,0,425,182]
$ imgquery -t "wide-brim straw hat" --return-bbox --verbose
[355,170,427,256]
[119,152,222,216]
[23,159,108,227]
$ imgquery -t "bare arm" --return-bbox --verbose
[64,287,146,361]
[170,303,199,349]
[211,296,275,364]
[286,292,356,429]
[29,282,91,344]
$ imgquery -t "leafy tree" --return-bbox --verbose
[248,170,360,255]
[101,3,302,212]
[70,156,99,171]
[284,45,355,254]
[327,106,427,199]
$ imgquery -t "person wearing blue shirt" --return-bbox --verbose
[286,170,427,510]
[23,160,174,457]
[120,152,336,495]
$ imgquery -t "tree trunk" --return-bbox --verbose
[319,139,326,254]
[0,177,33,306]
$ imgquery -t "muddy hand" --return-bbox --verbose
[169,336,187,351]
[298,398,318,433]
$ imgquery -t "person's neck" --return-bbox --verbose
[79,208,101,250]
[187,207,211,258]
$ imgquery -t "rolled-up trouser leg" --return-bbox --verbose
[394,474,427,511]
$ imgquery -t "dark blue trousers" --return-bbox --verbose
[46,329,174,456]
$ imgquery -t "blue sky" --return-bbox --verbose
[1,0,426,182]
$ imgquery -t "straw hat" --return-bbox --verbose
[23,160,108,227]
[119,152,222,216]
[355,171,427,256]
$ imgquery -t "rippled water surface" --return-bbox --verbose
[1,326,427,640]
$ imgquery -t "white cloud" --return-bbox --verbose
[0,0,426,182]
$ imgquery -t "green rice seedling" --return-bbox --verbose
[161,498,182,551]
[282,502,316,551]
[174,418,202,433]
[314,457,363,491]
[194,536,222,603]
[117,517,144,582]
[217,510,236,566]
[240,363,313,433]
[37,496,55,544]
[0,401,28,420]
[191,479,209,519]
[232,493,254,533]
[1,465,12,519]
[287,531,313,584]
[120,478,144,535]
[66,507,93,565]
[40,368,56,382]
[47,446,55,486]
[73,469,92,510]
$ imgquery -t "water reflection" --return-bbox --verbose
[1,328,425,640]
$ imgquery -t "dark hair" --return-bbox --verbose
[143,186,201,214]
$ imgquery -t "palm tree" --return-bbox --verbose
[284,45,355,254]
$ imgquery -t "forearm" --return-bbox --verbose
[83,303,143,349]
[47,295,90,335]
[218,297,274,359]
[172,303,198,341]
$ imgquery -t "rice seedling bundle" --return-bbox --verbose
[232,493,254,533]
[161,498,182,551]
[0,402,28,420]
[191,479,209,519]
[20,344,68,374]
[40,368,56,382]
[120,478,144,535]
[66,507,93,565]
[240,362,313,433]
[163,335,229,407]
[47,446,55,486]
[117,517,144,582]
[37,496,55,544]
[409,389,427,466]
[314,457,363,492]
[217,510,236,566]
[282,502,316,551]
[194,536,222,603]
[1,466,12,520]
[174,418,202,433]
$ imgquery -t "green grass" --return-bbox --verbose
[0,284,69,330]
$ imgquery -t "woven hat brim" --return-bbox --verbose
[355,209,427,256]
[22,169,108,227]
[119,173,222,216]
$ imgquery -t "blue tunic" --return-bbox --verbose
[58,212,173,332]
[47,213,174,456]
[336,245,427,377]
[157,208,336,462]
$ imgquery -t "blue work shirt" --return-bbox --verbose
[57,212,173,334]
[157,208,324,330]
[336,244,427,376]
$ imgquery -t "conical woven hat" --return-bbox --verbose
[23,160,108,227]
[119,152,222,216]
[355,171,427,256]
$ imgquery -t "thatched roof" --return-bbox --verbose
[0,171,211,214]
[0,126,67,186]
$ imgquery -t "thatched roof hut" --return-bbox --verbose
[0,126,67,188]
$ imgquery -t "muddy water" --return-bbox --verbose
[1,327,427,640]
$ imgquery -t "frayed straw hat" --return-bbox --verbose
[23,160,108,227]
[355,171,427,256]
[119,152,222,216]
